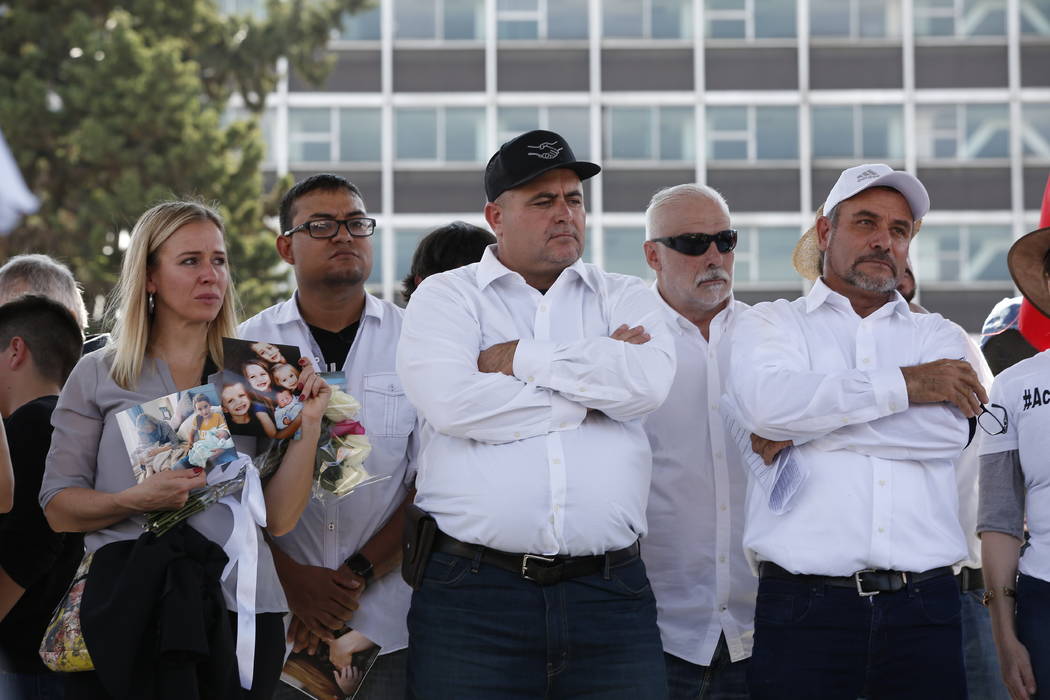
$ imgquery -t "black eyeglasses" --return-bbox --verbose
[652,230,737,256]
[977,403,1008,436]
[283,217,377,239]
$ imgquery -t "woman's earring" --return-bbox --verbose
[148,292,155,315]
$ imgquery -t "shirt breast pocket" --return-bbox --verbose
[362,372,415,438]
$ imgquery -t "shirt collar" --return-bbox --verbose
[272,289,384,327]
[475,244,598,294]
[805,277,910,318]
[648,280,737,336]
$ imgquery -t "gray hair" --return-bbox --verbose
[0,254,88,329]
[645,184,730,240]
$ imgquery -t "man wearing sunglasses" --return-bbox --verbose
[397,130,676,698]
[639,184,755,700]
[724,164,988,699]
[240,174,418,700]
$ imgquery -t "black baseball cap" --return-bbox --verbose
[484,130,601,202]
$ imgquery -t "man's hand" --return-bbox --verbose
[996,634,1037,700]
[750,434,793,466]
[275,557,364,642]
[610,324,650,345]
[478,340,518,375]
[287,615,324,655]
[901,359,988,418]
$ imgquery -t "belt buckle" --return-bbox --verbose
[854,569,879,597]
[521,554,556,582]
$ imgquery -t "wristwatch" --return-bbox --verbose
[345,552,374,583]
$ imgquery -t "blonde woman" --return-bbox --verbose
[40,201,330,699]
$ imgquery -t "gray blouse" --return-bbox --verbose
[40,350,287,614]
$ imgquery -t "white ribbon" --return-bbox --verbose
[218,457,267,690]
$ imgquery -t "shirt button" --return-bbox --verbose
[540,304,548,312]
[841,417,849,424]
[879,480,886,487]
[710,404,718,412]
[559,422,567,428]
[327,523,335,531]
[719,555,726,563]
[514,432,521,438]
[577,386,586,392]
[878,527,885,533]
[862,357,871,364]
[549,515,555,524]
[720,503,727,511]
[552,458,561,465]
[715,450,724,459]
[527,376,535,383]
[889,402,898,410]
[720,605,727,612]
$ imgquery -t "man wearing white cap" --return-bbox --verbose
[724,164,988,699]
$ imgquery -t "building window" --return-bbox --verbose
[916,104,1010,161]
[810,0,903,38]
[338,7,381,40]
[706,0,797,39]
[603,0,692,39]
[812,105,905,160]
[1023,103,1050,158]
[216,0,266,18]
[707,106,799,162]
[733,227,802,283]
[1021,0,1050,34]
[288,107,382,165]
[605,106,694,162]
[395,0,485,40]
[497,106,591,159]
[395,107,487,163]
[497,0,589,40]
[601,228,651,278]
[914,225,1011,282]
[913,0,1006,38]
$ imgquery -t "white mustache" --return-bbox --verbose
[695,269,731,286]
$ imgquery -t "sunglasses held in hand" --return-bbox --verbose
[652,229,738,256]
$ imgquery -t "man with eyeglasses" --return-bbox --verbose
[639,184,755,700]
[396,130,676,698]
[240,174,417,699]
[724,164,988,699]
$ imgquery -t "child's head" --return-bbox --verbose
[242,360,272,393]
[250,342,285,365]
[221,382,251,418]
[271,363,299,391]
[275,388,294,407]
[193,394,213,417]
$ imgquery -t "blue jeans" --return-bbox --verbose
[961,588,1010,700]
[747,572,965,700]
[1016,574,1050,698]
[0,671,65,700]
[664,635,750,700]
[407,549,667,699]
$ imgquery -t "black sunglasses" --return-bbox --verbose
[652,229,737,256]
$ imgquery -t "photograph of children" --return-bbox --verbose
[280,628,381,700]
[220,337,304,439]
[116,383,237,483]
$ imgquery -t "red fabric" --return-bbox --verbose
[1018,174,1050,350]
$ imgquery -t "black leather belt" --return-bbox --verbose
[957,566,984,592]
[759,561,955,596]
[432,531,640,586]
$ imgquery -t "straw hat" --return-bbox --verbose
[791,164,930,280]
[1008,226,1050,317]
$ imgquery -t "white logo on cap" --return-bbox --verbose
[527,142,563,160]
[856,169,880,182]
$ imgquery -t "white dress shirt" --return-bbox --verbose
[956,335,993,571]
[239,291,416,654]
[724,279,971,576]
[397,245,676,556]
[979,350,1050,582]
[642,289,755,666]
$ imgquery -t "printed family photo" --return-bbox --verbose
[280,628,381,700]
[220,337,305,439]
[115,383,237,483]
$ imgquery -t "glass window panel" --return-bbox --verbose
[652,0,692,39]
[499,107,540,144]
[395,0,436,38]
[549,107,591,160]
[445,108,486,162]
[499,0,537,10]
[603,0,644,37]
[498,20,539,39]
[859,0,897,37]
[962,0,1006,36]
[964,104,1009,159]
[395,228,428,286]
[289,108,330,135]
[659,107,694,161]
[810,0,850,36]
[1023,104,1050,157]
[914,226,961,282]
[609,107,654,159]
[862,105,904,159]
[396,108,437,159]
[969,227,1012,281]
[733,228,754,282]
[709,19,746,38]
[755,107,798,160]
[340,7,381,40]
[709,106,747,131]
[933,138,957,159]
[915,15,955,36]
[339,108,381,162]
[711,140,748,160]
[709,0,745,9]
[291,142,330,162]
[1021,0,1050,35]
[603,227,650,278]
[755,0,797,38]
[549,0,590,38]
[445,0,484,39]
[812,106,854,158]
[756,227,801,282]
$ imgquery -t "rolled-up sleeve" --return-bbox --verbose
[978,449,1025,541]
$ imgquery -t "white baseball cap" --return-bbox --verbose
[822,163,929,221]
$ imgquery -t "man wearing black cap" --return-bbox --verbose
[397,130,676,698]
